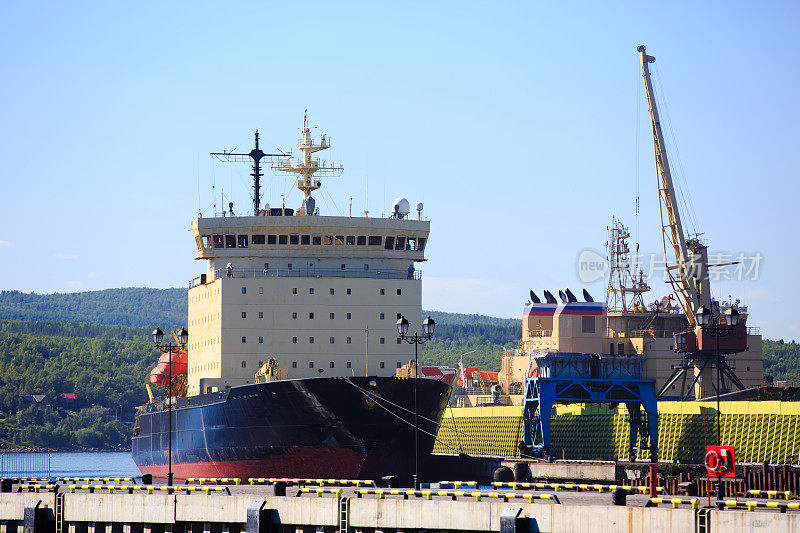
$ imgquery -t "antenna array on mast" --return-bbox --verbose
[606,217,650,313]
[272,111,343,216]
[210,132,290,216]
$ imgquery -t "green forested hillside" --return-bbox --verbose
[0,328,154,449]
[763,339,800,382]
[0,289,186,328]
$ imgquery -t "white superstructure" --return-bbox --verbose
[186,117,429,395]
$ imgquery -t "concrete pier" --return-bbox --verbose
[2,485,800,533]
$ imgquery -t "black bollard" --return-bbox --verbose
[611,488,627,506]
[381,475,398,488]
[271,481,287,496]
[493,466,514,483]
[513,462,530,482]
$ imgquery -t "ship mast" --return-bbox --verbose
[273,111,344,215]
[210,132,289,216]
[606,217,650,313]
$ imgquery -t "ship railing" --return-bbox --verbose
[629,330,684,339]
[521,338,554,350]
[200,268,421,285]
[526,330,552,338]
[629,327,760,338]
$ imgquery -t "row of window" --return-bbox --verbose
[241,336,401,345]
[204,234,426,251]
[242,287,401,295]
[241,311,403,320]
[240,360,398,370]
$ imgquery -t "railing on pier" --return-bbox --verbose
[0,452,51,478]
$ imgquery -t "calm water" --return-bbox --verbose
[0,452,140,478]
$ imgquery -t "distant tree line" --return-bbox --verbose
[0,288,187,328]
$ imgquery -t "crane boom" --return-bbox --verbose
[638,45,710,326]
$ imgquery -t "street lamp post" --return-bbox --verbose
[396,315,435,490]
[695,306,738,500]
[152,327,188,486]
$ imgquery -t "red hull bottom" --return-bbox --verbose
[138,447,369,481]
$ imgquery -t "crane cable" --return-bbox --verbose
[652,64,701,236]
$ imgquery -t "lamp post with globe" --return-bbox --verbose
[396,315,436,490]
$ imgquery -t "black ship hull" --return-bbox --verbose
[132,376,452,481]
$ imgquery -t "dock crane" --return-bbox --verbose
[638,46,748,399]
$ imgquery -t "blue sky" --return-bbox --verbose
[1,1,798,341]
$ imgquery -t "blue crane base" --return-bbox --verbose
[520,376,658,462]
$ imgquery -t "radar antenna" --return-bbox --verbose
[272,111,344,215]
[210,131,290,216]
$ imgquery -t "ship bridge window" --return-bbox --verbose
[357,236,366,245]
[212,235,224,248]
[312,234,322,245]
[581,317,594,333]
[268,235,277,245]
[324,235,333,245]
[417,237,427,251]
[225,235,236,248]
[384,237,395,250]
[238,235,248,248]
[290,234,299,245]
[368,236,382,246]
[279,235,288,245]
[407,237,417,250]
[301,235,310,245]
[201,236,212,248]
[395,237,406,250]
[335,235,344,245]
[252,234,265,245]
[346,236,355,245]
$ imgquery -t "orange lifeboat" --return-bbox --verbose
[149,349,188,387]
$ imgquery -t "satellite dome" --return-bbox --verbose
[392,197,410,217]
[415,202,423,212]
